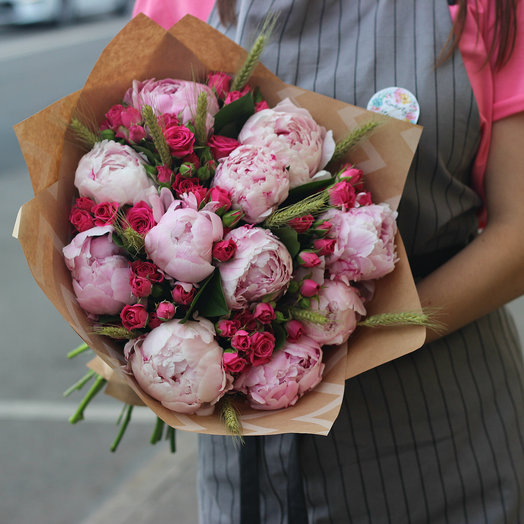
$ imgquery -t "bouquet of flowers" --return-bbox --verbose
[14,15,425,444]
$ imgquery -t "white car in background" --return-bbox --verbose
[0,0,130,25]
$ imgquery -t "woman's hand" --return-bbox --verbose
[416,111,524,343]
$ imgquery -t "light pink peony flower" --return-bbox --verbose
[303,280,366,346]
[322,204,398,282]
[74,140,154,206]
[124,317,231,415]
[123,78,219,130]
[217,226,293,310]
[238,98,336,188]
[62,225,134,315]
[234,336,324,410]
[211,144,289,223]
[145,201,223,283]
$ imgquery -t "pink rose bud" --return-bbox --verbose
[313,219,332,236]
[172,282,196,306]
[298,251,322,268]
[216,319,240,338]
[92,201,119,226]
[178,162,196,178]
[286,320,304,341]
[339,166,364,185]
[207,71,232,99]
[156,165,173,184]
[223,86,251,105]
[300,279,321,298]
[255,100,270,112]
[329,181,356,209]
[120,303,148,331]
[233,310,258,331]
[212,239,237,262]
[125,201,156,235]
[253,303,276,324]
[313,238,337,256]
[69,208,94,232]
[288,214,315,233]
[121,107,142,127]
[231,330,251,351]
[207,186,232,215]
[148,312,162,329]
[356,191,373,206]
[249,331,275,366]
[156,301,176,321]
[75,197,95,212]
[223,351,248,374]
[128,124,146,143]
[130,274,152,298]
[208,135,240,160]
[222,209,244,228]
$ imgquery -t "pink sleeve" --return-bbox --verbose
[450,0,524,221]
[132,0,216,30]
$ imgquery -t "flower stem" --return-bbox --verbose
[63,369,96,398]
[67,342,90,359]
[110,404,134,452]
[166,426,176,453]
[150,416,165,444]
[68,375,107,424]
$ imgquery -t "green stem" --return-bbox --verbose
[67,342,90,359]
[63,369,96,398]
[110,405,133,452]
[166,426,176,454]
[150,417,165,445]
[68,375,107,424]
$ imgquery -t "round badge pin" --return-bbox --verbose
[366,87,420,124]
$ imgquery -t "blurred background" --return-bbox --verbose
[1,6,523,524]
[1,6,199,524]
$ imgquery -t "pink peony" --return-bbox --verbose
[322,204,398,282]
[238,98,336,188]
[234,336,324,410]
[217,226,293,310]
[74,140,153,206]
[145,201,223,283]
[302,280,366,346]
[211,144,289,224]
[124,317,231,415]
[123,78,218,130]
[62,226,134,315]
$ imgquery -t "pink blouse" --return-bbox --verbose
[450,1,524,211]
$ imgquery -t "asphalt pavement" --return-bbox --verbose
[1,12,523,524]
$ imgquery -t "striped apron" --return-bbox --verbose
[197,1,524,522]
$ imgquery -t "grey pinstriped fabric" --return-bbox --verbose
[197,1,524,522]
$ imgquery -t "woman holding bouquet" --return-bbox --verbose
[193,1,524,523]
[135,0,524,522]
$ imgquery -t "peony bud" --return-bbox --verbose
[222,209,244,228]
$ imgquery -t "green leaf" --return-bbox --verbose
[284,176,336,206]
[196,271,230,318]
[272,322,287,352]
[272,226,301,258]
[132,144,160,165]
[214,93,255,138]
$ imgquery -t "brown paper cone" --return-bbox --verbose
[14,14,424,436]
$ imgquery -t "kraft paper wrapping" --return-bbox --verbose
[14,14,425,436]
